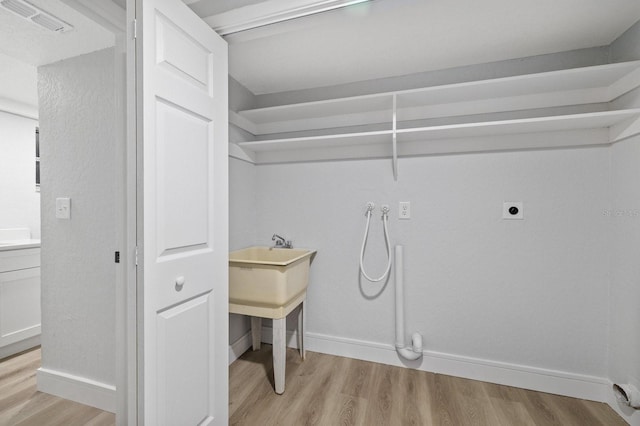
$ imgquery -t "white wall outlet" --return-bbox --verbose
[399,201,411,219]
[503,201,523,220]
[56,197,71,219]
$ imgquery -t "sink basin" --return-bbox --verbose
[229,246,316,307]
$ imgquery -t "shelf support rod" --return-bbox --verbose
[392,94,398,181]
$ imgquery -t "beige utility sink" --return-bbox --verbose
[229,246,316,394]
[228,246,316,314]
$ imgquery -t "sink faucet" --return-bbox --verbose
[272,234,292,249]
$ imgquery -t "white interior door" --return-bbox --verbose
[134,0,228,424]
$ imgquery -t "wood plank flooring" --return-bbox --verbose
[0,348,115,426]
[1,345,627,425]
[230,345,626,426]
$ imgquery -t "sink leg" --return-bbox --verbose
[297,300,305,360]
[251,317,262,351]
[273,317,286,394]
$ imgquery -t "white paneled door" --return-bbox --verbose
[134,0,228,424]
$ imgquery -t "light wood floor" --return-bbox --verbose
[0,348,115,426]
[1,345,627,425]
[230,345,626,426]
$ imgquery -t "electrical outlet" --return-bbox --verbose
[399,201,411,219]
[503,201,523,220]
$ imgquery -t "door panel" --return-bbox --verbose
[156,99,211,256]
[155,13,213,91]
[136,0,228,424]
[157,293,212,425]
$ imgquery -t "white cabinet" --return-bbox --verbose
[0,267,40,347]
[0,246,41,358]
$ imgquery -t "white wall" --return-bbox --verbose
[607,18,640,426]
[253,147,611,379]
[229,157,256,344]
[0,111,40,238]
[609,136,640,425]
[611,19,640,63]
[254,46,608,107]
[227,22,640,413]
[38,48,116,391]
[228,76,259,347]
[0,52,38,117]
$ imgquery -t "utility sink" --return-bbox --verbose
[230,246,316,395]
[229,246,316,308]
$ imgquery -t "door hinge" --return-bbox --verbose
[115,251,120,263]
[132,19,137,39]
[135,246,139,266]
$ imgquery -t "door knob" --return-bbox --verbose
[175,276,185,290]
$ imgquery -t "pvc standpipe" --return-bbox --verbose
[395,245,423,361]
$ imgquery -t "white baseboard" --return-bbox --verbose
[258,326,609,403]
[259,326,299,349]
[36,368,116,413]
[0,335,40,360]
[229,331,253,365]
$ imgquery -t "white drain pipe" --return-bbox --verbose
[395,245,423,360]
[613,383,640,409]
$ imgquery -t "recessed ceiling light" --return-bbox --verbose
[0,0,74,33]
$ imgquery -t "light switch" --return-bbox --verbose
[56,197,71,219]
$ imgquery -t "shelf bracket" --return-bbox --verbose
[609,66,640,100]
[229,142,256,164]
[392,94,398,181]
[229,110,258,135]
[610,114,640,143]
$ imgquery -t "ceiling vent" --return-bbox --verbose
[0,0,73,33]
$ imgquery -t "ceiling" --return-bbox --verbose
[0,0,114,66]
[1,0,638,104]
[0,0,114,107]
[186,0,640,95]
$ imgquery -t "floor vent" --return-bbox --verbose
[0,0,73,33]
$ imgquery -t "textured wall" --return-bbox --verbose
[0,111,40,238]
[253,147,611,377]
[38,48,116,385]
